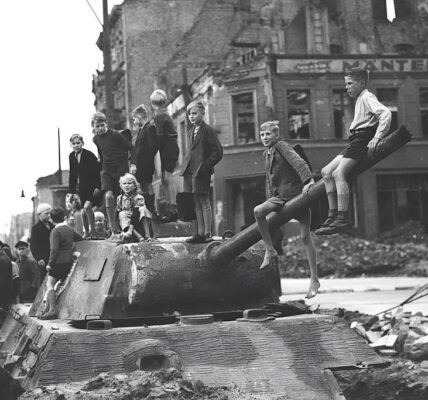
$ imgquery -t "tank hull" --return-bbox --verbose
[0,306,385,398]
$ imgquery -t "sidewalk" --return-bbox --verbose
[281,277,428,295]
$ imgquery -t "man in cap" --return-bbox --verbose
[15,240,40,302]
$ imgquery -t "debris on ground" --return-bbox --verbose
[348,305,428,361]
[18,368,268,400]
[325,307,428,400]
[280,221,428,278]
[376,220,428,245]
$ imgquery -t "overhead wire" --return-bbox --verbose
[374,283,428,316]
[85,0,103,27]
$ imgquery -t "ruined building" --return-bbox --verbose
[93,0,428,238]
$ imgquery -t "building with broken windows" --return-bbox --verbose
[94,0,428,238]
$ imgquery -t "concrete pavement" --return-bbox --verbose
[281,277,428,295]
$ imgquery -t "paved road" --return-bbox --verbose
[280,289,428,315]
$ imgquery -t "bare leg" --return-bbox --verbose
[254,201,281,269]
[162,171,177,206]
[142,218,151,239]
[42,275,57,317]
[81,208,89,236]
[321,155,342,211]
[297,211,319,299]
[332,157,358,212]
[105,191,120,234]
[84,201,95,235]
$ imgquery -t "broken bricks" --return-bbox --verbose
[351,307,428,360]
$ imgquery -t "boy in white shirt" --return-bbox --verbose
[316,68,391,235]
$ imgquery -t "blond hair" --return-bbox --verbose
[150,89,168,108]
[260,120,279,134]
[119,173,138,188]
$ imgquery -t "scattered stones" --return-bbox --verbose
[349,306,428,361]
[19,368,247,400]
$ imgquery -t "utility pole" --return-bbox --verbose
[58,127,62,185]
[103,0,114,124]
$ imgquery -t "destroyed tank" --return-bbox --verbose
[0,127,411,399]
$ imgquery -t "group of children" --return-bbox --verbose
[35,67,389,309]
[66,89,224,244]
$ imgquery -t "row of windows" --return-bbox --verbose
[230,87,428,144]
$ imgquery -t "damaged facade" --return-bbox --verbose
[93,0,428,238]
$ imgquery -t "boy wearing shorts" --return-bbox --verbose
[316,68,392,235]
[150,89,180,223]
[92,112,133,240]
[254,121,319,299]
[68,133,101,238]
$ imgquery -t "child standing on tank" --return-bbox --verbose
[117,173,153,242]
[150,89,180,223]
[180,101,223,243]
[67,133,101,238]
[254,121,319,299]
[129,104,159,221]
[92,112,133,241]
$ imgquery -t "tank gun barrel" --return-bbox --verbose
[208,126,412,267]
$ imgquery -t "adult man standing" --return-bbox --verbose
[15,240,40,302]
[30,203,53,282]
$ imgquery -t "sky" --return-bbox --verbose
[0,0,122,233]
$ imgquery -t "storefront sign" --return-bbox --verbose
[276,58,428,74]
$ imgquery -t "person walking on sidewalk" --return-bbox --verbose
[316,68,391,235]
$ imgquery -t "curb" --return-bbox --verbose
[283,285,420,296]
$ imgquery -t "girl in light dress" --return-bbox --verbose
[117,173,153,242]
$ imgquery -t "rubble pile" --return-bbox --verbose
[280,231,428,278]
[19,368,239,400]
[350,306,428,360]
[377,220,428,245]
[333,307,428,400]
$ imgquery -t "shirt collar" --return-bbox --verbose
[356,89,368,101]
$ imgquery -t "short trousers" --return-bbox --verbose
[136,162,155,185]
[49,261,73,281]
[101,161,129,195]
[78,188,99,206]
[183,171,210,195]
[267,197,311,224]
[158,135,179,172]
[340,127,377,160]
